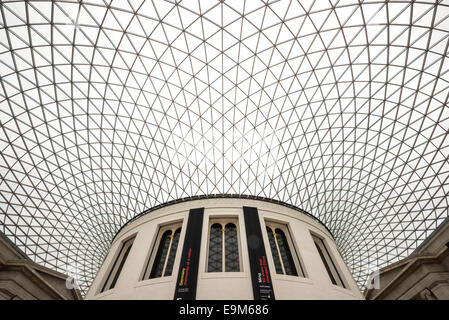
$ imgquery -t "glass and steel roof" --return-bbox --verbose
[0,0,448,294]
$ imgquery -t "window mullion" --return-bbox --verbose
[273,230,286,275]
[236,226,241,271]
[161,232,174,277]
[222,225,225,272]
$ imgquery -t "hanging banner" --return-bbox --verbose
[243,206,275,300]
[174,207,204,300]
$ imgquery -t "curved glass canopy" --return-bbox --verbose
[0,0,448,295]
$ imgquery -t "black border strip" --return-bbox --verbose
[243,206,275,300]
[173,208,204,300]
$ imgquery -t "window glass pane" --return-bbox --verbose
[109,242,132,289]
[150,230,172,278]
[320,238,345,288]
[164,228,181,276]
[225,223,239,272]
[315,241,337,285]
[208,223,222,272]
[101,238,134,292]
[266,227,283,274]
[275,228,298,276]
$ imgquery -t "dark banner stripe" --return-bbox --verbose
[243,206,275,300]
[174,208,204,300]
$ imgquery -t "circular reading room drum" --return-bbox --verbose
[85,196,363,300]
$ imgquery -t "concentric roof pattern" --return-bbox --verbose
[1,0,449,295]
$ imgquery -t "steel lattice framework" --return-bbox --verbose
[1,0,449,295]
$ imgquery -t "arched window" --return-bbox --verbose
[101,236,135,292]
[143,223,182,280]
[312,234,345,288]
[207,223,223,272]
[265,222,304,277]
[266,227,283,274]
[207,219,240,272]
[164,228,181,276]
[225,223,239,272]
[150,230,172,278]
[275,228,297,276]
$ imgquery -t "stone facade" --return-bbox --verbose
[364,217,449,300]
[0,231,82,300]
